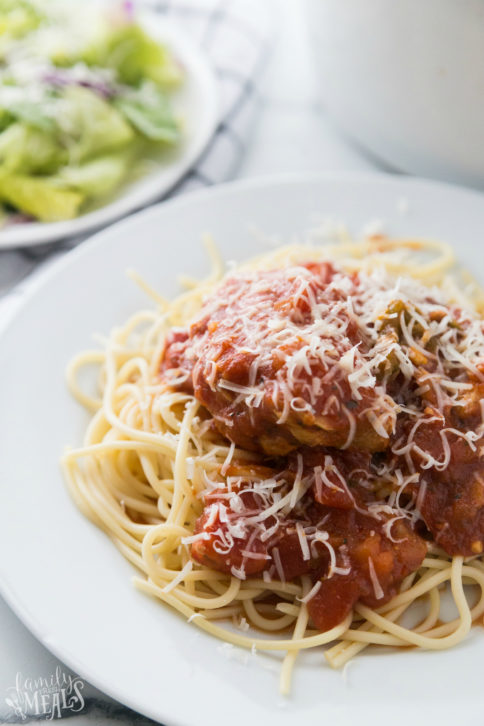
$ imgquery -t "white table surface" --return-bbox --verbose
[0,1,386,723]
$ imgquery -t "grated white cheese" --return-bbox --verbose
[162,561,193,593]
[296,521,310,561]
[367,557,385,600]
[297,580,322,604]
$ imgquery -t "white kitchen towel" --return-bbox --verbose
[0,0,274,315]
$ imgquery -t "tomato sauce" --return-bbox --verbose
[161,261,484,631]
[191,471,426,632]
[161,264,395,455]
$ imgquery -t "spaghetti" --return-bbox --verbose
[62,235,484,694]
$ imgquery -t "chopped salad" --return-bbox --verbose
[0,0,183,224]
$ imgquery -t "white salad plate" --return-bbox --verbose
[0,12,218,250]
[1,174,484,726]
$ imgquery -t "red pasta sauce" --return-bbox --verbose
[161,261,484,631]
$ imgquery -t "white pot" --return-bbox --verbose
[305,0,484,187]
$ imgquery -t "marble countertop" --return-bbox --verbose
[0,1,385,724]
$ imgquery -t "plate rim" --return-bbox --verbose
[2,168,484,312]
[2,170,484,726]
[0,11,219,250]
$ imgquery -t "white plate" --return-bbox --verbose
[1,174,484,726]
[0,13,218,250]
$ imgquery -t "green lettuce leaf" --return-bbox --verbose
[58,154,128,197]
[0,173,83,221]
[58,86,134,161]
[0,0,43,40]
[0,123,64,173]
[83,23,182,88]
[114,82,180,143]
[6,101,56,132]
